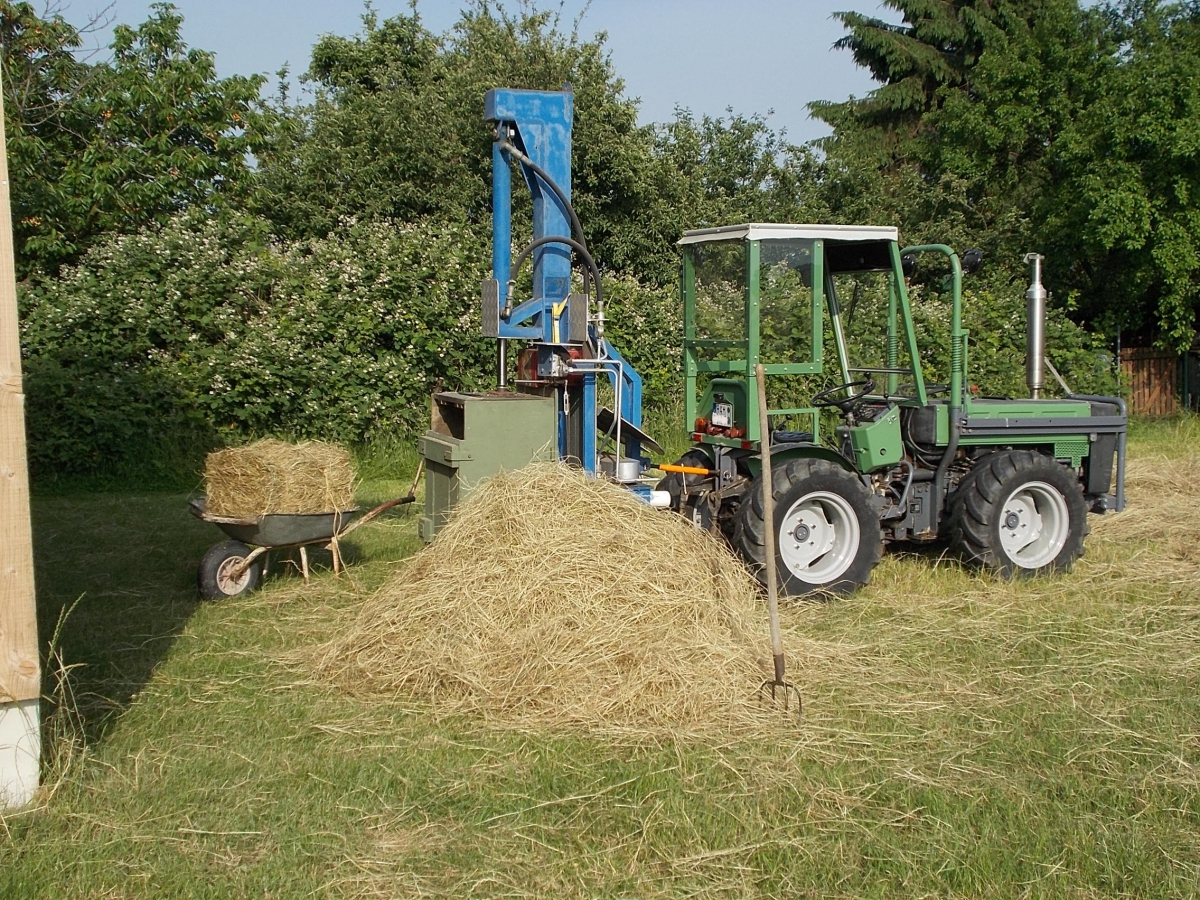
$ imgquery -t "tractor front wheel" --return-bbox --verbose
[734,458,881,598]
[947,450,1087,577]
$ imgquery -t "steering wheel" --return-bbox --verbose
[812,378,876,415]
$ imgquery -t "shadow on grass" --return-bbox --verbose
[31,483,415,746]
[31,492,215,743]
[30,493,365,744]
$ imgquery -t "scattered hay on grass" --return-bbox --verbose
[1087,451,1200,579]
[205,439,356,518]
[770,446,1200,777]
[317,463,770,732]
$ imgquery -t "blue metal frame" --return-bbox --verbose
[601,339,644,460]
[486,88,609,473]
[485,88,574,343]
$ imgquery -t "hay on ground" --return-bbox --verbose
[205,439,357,518]
[318,463,769,731]
[1085,450,1200,579]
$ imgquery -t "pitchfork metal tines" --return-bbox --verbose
[759,657,802,722]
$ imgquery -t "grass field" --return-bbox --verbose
[2,419,1199,898]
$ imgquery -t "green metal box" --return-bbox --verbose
[418,391,557,542]
[848,405,904,473]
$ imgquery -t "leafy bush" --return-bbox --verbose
[908,274,1120,399]
[21,213,492,478]
[21,210,1120,482]
[596,272,681,408]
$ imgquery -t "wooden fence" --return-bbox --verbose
[1120,347,1178,416]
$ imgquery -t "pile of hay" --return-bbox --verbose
[205,439,357,518]
[318,464,769,731]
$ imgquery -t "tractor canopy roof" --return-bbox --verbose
[678,223,899,245]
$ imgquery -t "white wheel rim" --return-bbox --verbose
[778,491,861,585]
[998,481,1069,569]
[215,555,252,595]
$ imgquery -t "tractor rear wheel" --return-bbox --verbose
[734,457,881,598]
[947,450,1087,577]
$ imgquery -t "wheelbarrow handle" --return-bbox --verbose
[335,460,425,539]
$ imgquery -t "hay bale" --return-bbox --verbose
[319,464,770,731]
[205,439,357,518]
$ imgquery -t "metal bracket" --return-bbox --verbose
[567,293,588,343]
[481,279,500,338]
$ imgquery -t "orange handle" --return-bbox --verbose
[659,463,715,476]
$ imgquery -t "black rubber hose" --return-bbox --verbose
[499,139,604,340]
[509,233,603,313]
[498,140,590,254]
[933,409,961,514]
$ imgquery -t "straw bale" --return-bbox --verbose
[319,464,770,731]
[205,439,357,518]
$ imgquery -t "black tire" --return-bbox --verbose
[947,450,1088,577]
[733,457,882,598]
[655,448,714,514]
[198,540,263,600]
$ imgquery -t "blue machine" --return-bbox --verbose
[482,87,661,492]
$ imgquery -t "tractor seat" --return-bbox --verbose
[772,430,814,444]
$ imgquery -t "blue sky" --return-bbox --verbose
[83,0,890,144]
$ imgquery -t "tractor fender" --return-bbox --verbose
[745,443,855,479]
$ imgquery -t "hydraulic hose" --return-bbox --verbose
[934,332,964,512]
[932,413,960,515]
[509,234,603,317]
[499,139,605,339]
[498,140,590,254]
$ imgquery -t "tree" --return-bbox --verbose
[255,2,826,288]
[813,0,1100,250]
[254,3,652,253]
[1041,1,1200,349]
[814,0,1200,351]
[254,8,471,237]
[622,109,822,283]
[1,1,270,278]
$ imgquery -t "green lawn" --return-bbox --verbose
[2,422,1198,898]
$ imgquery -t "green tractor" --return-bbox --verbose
[659,224,1127,597]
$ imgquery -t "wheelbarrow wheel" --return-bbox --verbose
[198,540,263,600]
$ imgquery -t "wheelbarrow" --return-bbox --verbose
[191,462,423,600]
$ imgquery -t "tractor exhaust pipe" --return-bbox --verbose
[1024,253,1047,399]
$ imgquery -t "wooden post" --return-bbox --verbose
[0,68,41,809]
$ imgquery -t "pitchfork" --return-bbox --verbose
[754,363,802,721]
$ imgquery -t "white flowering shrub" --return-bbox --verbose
[594,272,682,407]
[20,211,1115,481]
[21,213,493,477]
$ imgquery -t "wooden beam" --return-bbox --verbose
[0,66,41,807]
